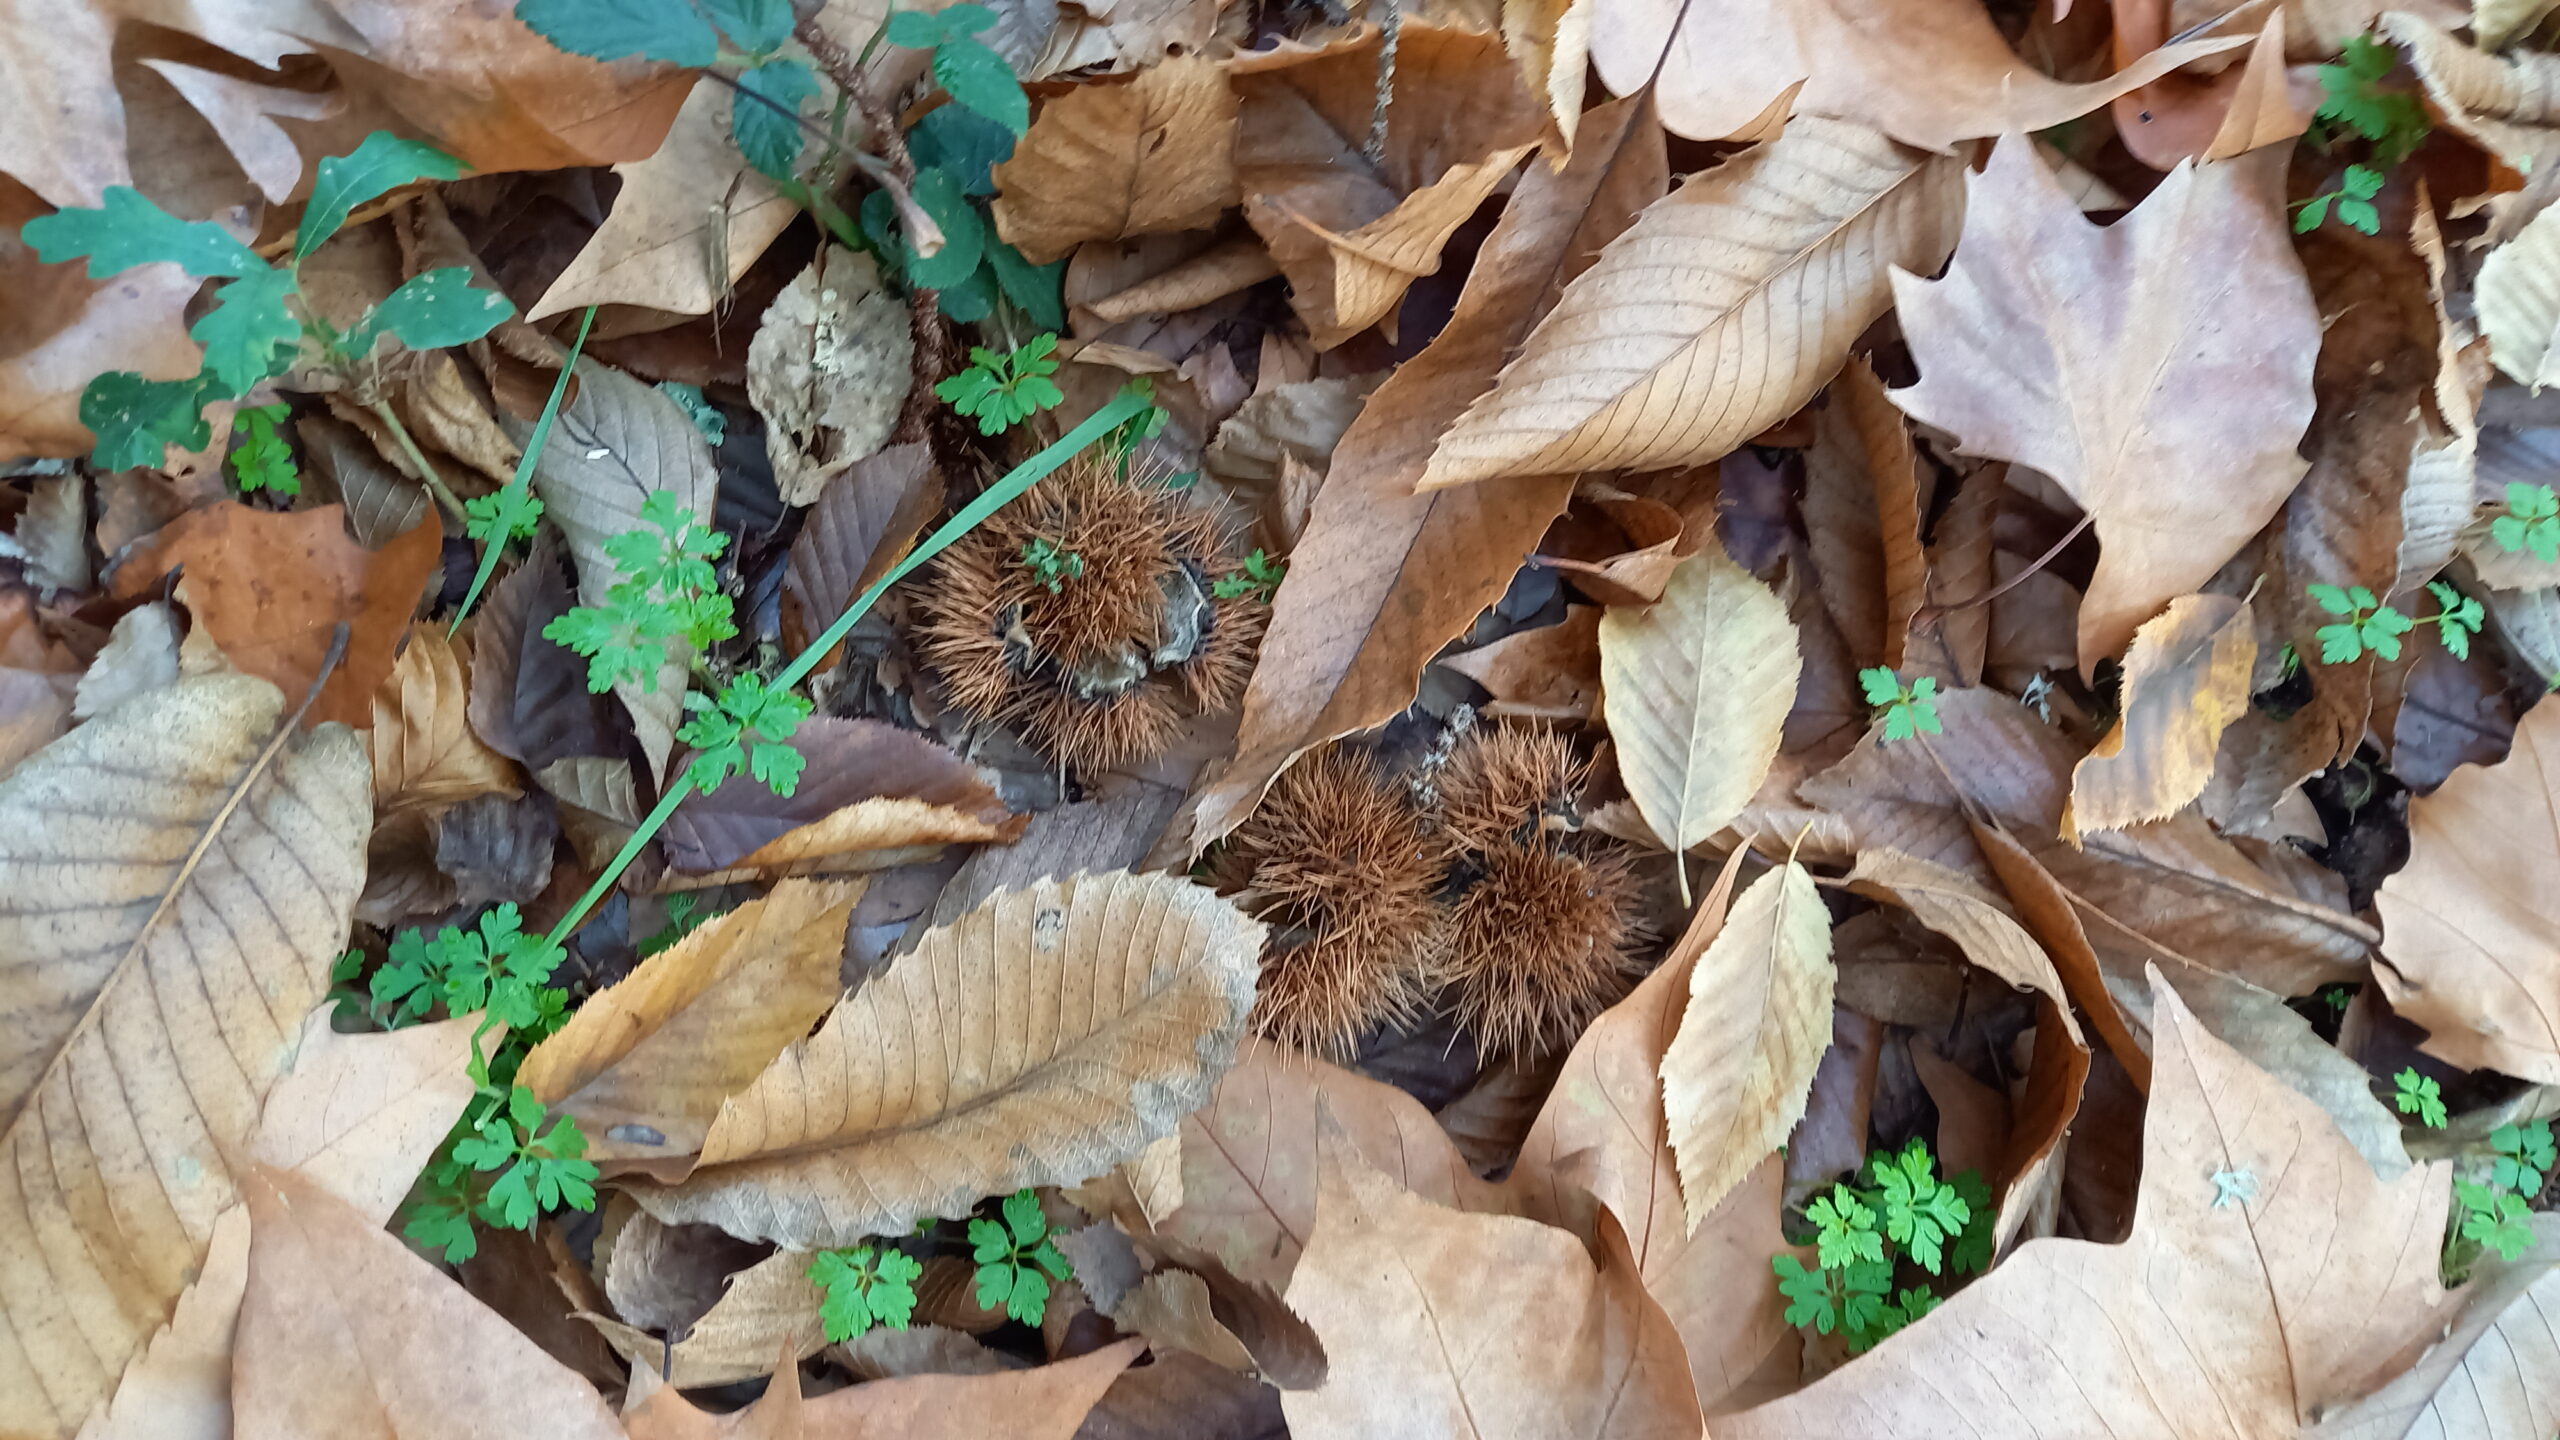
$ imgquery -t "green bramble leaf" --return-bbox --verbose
[192,268,300,393]
[516,0,720,65]
[904,167,987,291]
[230,403,301,497]
[935,36,1029,135]
[300,132,462,259]
[23,186,263,277]
[82,371,216,471]
[733,57,819,181]
[984,236,1066,330]
[913,104,1019,196]
[355,267,517,356]
[701,0,796,51]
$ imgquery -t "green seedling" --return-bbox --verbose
[969,1188,1072,1326]
[679,672,813,797]
[229,402,300,496]
[2457,1179,2536,1263]
[638,893,725,956]
[1772,1140,1991,1354]
[2308,581,2479,663]
[1018,536,1084,594]
[810,1244,924,1341]
[2491,1119,2555,1197]
[1868,1138,1973,1276]
[2314,34,2431,166]
[2493,482,2560,563]
[2292,163,2384,235]
[406,1084,599,1262]
[2394,1067,2448,1129]
[541,490,735,694]
[1213,549,1287,602]
[937,333,1066,435]
[1859,667,1942,742]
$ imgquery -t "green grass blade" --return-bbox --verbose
[451,305,599,632]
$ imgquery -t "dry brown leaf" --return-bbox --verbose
[0,592,78,771]
[530,360,722,781]
[1599,543,1800,872]
[529,81,799,320]
[749,246,914,506]
[1173,95,1665,850]
[1161,1037,1502,1293]
[372,627,520,816]
[1661,859,1836,1226]
[781,442,943,658]
[2376,698,2560,1084]
[588,1244,828,1387]
[1110,1271,1258,1375]
[1442,606,1604,721]
[1259,144,1538,349]
[1719,972,2454,1439]
[2113,7,2307,167]
[232,1166,624,1440]
[1588,0,2243,148]
[1506,0,1593,147]
[2383,12,2560,237]
[1803,358,1926,671]
[465,535,626,775]
[627,871,1261,1246]
[621,1338,1144,1440]
[659,718,1020,874]
[2480,200,2560,391]
[2305,1222,2560,1439]
[112,503,442,728]
[1890,138,2317,671]
[1420,117,1962,488]
[992,55,1238,264]
[1282,1134,1704,1440]
[2068,594,2258,837]
[0,672,368,1438]
[519,881,860,1171]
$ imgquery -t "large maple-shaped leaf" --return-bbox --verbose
[1889,136,2318,672]
[1718,972,2455,1439]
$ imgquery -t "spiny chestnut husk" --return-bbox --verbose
[1209,746,1449,1060]
[1432,725,1646,1061]
[911,453,1262,772]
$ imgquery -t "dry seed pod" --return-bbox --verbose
[1209,747,1448,1059]
[911,453,1262,771]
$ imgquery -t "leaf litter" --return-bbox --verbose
[6,1,2560,1436]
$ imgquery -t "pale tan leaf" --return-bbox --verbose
[1505,0,1592,147]
[1599,543,1800,871]
[2480,200,2560,392]
[530,360,722,782]
[1803,357,1926,671]
[1891,138,2317,670]
[2204,11,2313,159]
[2383,12,2560,235]
[2478,0,2560,49]
[992,55,1239,264]
[621,1337,1143,1440]
[1442,606,1604,722]
[2376,698,2560,1083]
[530,82,798,320]
[748,246,914,507]
[1420,117,1963,488]
[2307,1222,2560,1440]
[587,1245,826,1388]
[627,871,1262,1246]
[73,602,180,720]
[232,1168,625,1440]
[658,718,1021,876]
[372,628,520,817]
[2068,594,2259,836]
[1281,1136,1703,1440]
[1661,860,1836,1225]
[1258,144,1538,349]
[1718,973,2455,1439]
[519,881,861,1171]
[0,672,370,1440]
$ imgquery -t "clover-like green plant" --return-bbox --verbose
[2456,1180,2536,1264]
[405,1084,600,1262]
[679,672,813,796]
[2494,482,2560,563]
[1868,1138,1973,1276]
[1017,535,1084,594]
[936,332,1066,435]
[2292,163,2385,235]
[230,402,300,497]
[541,490,737,694]
[2308,581,2482,663]
[1773,1140,1991,1354]
[970,1188,1073,1326]
[2313,34,2431,166]
[2491,1119,2555,1197]
[810,1244,925,1341]
[2393,1067,2448,1129]
[1212,549,1288,603]
[23,132,513,501]
[1859,667,1942,742]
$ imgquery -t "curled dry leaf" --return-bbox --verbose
[1282,1134,1704,1440]
[2479,200,2560,391]
[2067,593,2258,838]
[587,1243,828,1388]
[111,503,442,728]
[2376,698,2560,1084]
[2383,12,2560,236]
[1598,543,1800,870]
[659,718,1021,874]
[1442,605,1604,721]
[627,871,1262,1247]
[992,55,1239,265]
[1802,357,1926,671]
[1661,859,1836,1225]
[518,880,861,1171]
[748,246,914,507]
[1718,973,2454,1440]
[372,627,520,817]
[1420,117,1964,488]
[1891,138,2317,671]
[0,672,369,1439]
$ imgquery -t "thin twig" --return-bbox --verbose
[1913,512,2094,623]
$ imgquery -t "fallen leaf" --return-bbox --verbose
[1890,138,2316,670]
[782,441,943,658]
[1259,143,1538,350]
[621,1337,1144,1440]
[0,591,78,770]
[1201,374,1380,487]
[529,359,722,780]
[1717,972,2454,1439]
[373,626,520,816]
[627,871,1262,1246]
[2480,200,2560,391]
[0,672,368,1438]
[2067,594,2258,837]
[1802,357,1926,671]
[231,1167,625,1440]
[1441,606,1604,722]
[2384,13,2560,237]
[1505,0,1593,148]
[463,536,627,774]
[1662,859,1836,1225]
[587,1244,827,1388]
[748,246,914,507]
[2305,1222,2560,1440]
[1599,543,1800,871]
[2112,7,2306,168]
[659,717,1020,874]
[1073,1347,1286,1440]
[1282,1133,1704,1439]
[992,55,1239,264]
[15,473,90,595]
[112,503,441,727]
[1175,93,1665,850]
[1419,117,1963,488]
[1109,1270,1258,1374]
[2376,697,2560,1084]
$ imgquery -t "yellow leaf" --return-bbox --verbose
[2067,594,2259,837]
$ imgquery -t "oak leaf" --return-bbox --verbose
[2068,593,2259,837]
[1419,116,1963,488]
[1718,973,2454,1439]
[1891,137,2317,670]
[991,55,1239,264]
[627,871,1262,1247]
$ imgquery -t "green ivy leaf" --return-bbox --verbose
[733,57,819,181]
[23,186,263,278]
[191,268,300,393]
[82,371,215,470]
[516,0,720,65]
[935,36,1029,134]
[355,267,517,355]
[300,132,462,259]
[701,0,795,52]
